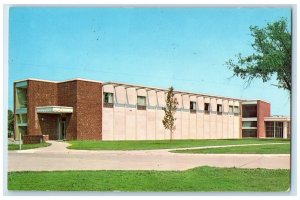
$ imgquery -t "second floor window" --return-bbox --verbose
[234,106,240,115]
[137,96,146,110]
[229,105,233,114]
[204,103,210,114]
[217,104,222,114]
[104,93,114,108]
[190,101,196,113]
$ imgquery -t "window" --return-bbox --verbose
[104,93,114,108]
[229,105,233,114]
[242,104,257,118]
[190,101,196,113]
[234,106,239,115]
[242,121,257,128]
[16,87,27,109]
[242,129,257,137]
[204,103,210,114]
[137,96,146,110]
[16,114,27,124]
[217,104,222,115]
[265,121,283,138]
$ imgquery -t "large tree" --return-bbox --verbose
[225,18,291,94]
[162,86,178,141]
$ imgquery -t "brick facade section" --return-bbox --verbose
[38,114,58,140]
[16,79,102,142]
[76,80,102,140]
[57,81,78,140]
[23,135,49,144]
[257,100,271,138]
[27,80,58,136]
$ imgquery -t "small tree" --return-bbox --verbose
[8,109,14,138]
[162,86,178,141]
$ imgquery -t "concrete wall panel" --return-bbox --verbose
[137,110,147,140]
[146,110,156,140]
[114,107,126,140]
[102,108,114,140]
[125,108,136,140]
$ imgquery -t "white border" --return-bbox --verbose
[1,1,299,199]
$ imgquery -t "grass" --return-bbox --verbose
[8,143,50,151]
[67,138,290,150]
[7,166,290,192]
[172,143,290,154]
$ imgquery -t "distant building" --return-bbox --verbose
[13,78,290,143]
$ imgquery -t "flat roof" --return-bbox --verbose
[14,78,268,102]
[104,81,243,101]
[14,78,103,84]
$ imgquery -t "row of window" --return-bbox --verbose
[104,93,240,114]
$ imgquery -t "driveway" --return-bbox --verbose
[8,141,290,172]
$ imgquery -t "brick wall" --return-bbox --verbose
[57,81,78,140]
[76,80,102,140]
[23,135,49,144]
[23,79,103,140]
[38,113,58,140]
[27,80,58,135]
[257,100,271,138]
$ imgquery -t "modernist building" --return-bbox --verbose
[13,78,290,143]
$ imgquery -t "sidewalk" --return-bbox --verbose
[8,140,290,172]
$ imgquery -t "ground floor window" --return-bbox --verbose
[242,129,257,137]
[265,121,283,138]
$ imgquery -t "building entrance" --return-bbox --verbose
[58,118,66,140]
[265,121,283,138]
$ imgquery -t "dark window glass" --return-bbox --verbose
[242,129,257,137]
[104,93,114,108]
[242,104,257,118]
[234,106,239,115]
[217,104,222,114]
[229,105,233,113]
[265,121,283,138]
[242,121,257,127]
[190,101,196,113]
[137,96,147,110]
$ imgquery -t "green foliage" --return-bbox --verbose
[8,167,290,191]
[162,86,179,140]
[67,138,290,150]
[8,109,14,138]
[8,143,50,151]
[225,18,291,93]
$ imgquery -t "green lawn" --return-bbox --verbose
[7,166,290,192]
[67,138,290,150]
[172,143,290,154]
[8,143,50,151]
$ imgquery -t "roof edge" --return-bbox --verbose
[14,78,103,84]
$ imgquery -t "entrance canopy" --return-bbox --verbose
[264,116,290,122]
[36,106,73,114]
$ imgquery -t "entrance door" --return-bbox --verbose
[58,120,66,140]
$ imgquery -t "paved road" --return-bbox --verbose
[8,141,290,172]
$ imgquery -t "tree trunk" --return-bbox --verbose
[170,130,172,142]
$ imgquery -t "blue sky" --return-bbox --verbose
[8,7,291,115]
